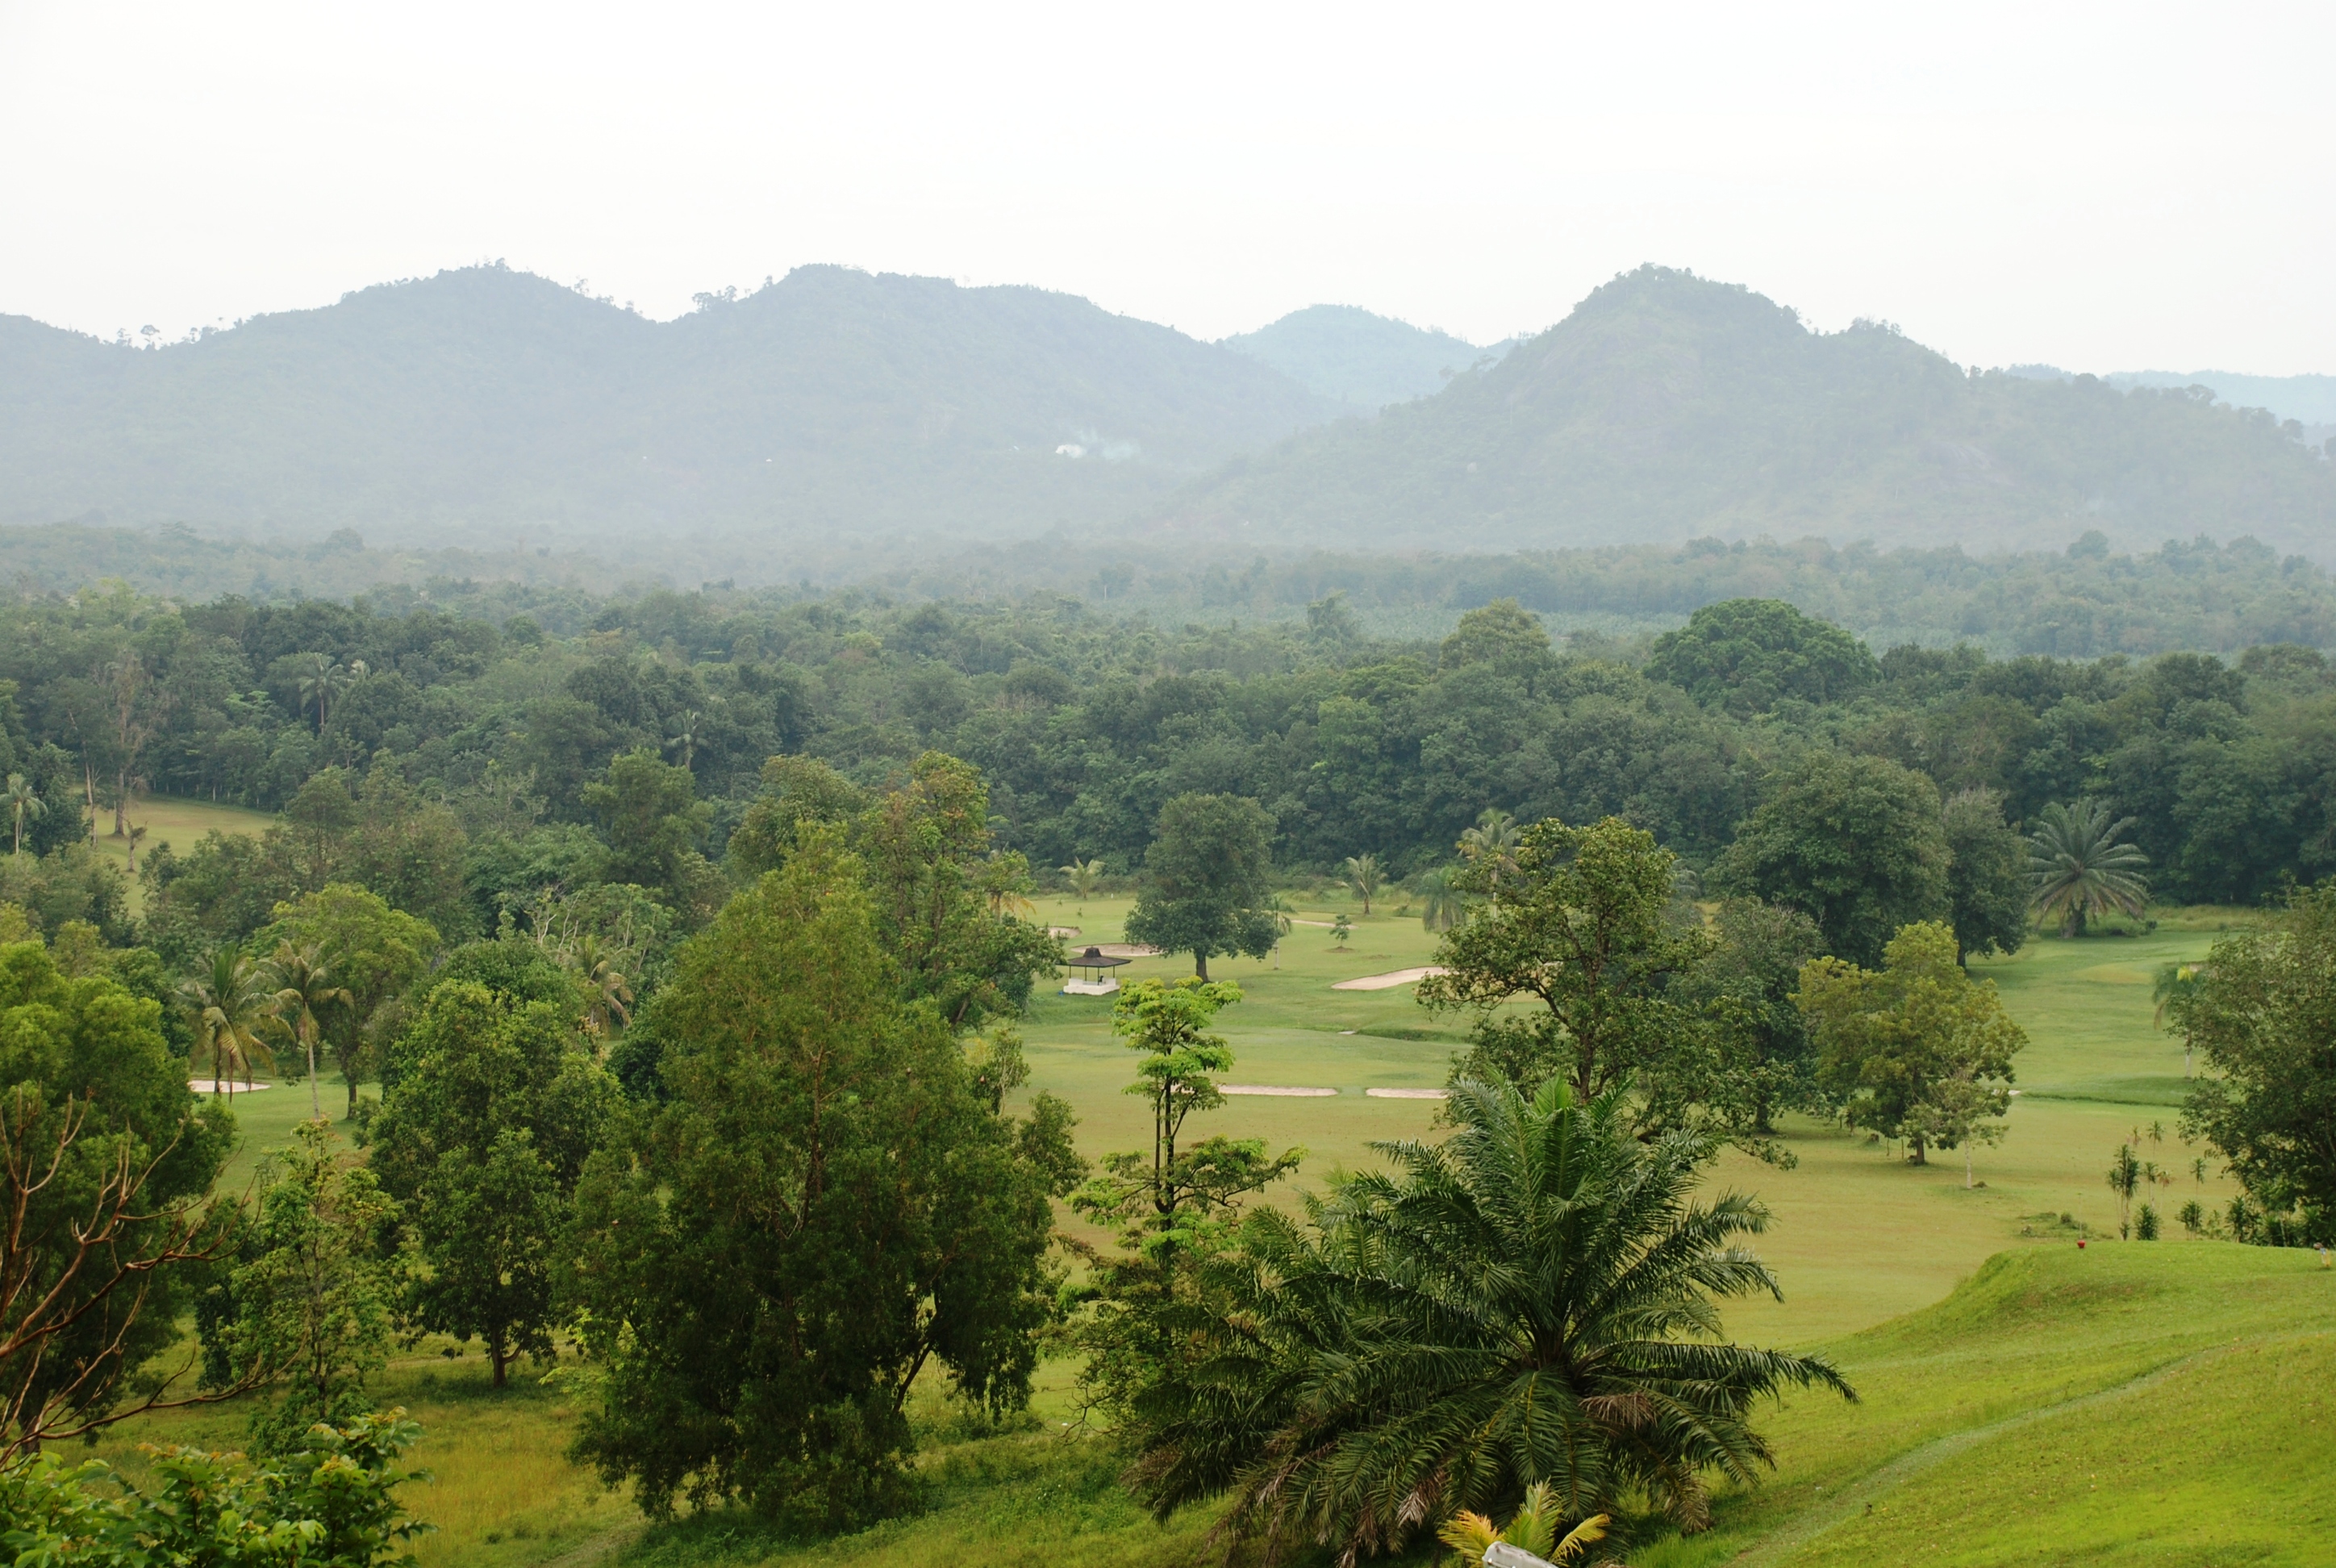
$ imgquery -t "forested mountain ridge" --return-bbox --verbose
[0,264,1338,540]
[1220,304,1499,409]
[1167,266,2336,557]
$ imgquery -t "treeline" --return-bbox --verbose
[6,578,2336,941]
[15,519,2336,657]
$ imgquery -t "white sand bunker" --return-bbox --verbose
[1366,1087,1448,1100]
[1332,966,1450,991]
[190,1080,272,1093]
[1220,1085,1337,1097]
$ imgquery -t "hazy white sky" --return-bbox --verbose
[3,0,2331,371]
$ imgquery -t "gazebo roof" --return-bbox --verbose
[1070,945,1130,970]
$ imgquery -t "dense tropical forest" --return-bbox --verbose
[5,573,2333,935]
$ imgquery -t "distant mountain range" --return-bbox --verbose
[2008,365,2336,427]
[1220,305,1504,410]
[0,265,1336,544]
[2,263,2331,568]
[1167,268,2336,558]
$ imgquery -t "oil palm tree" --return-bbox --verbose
[180,949,277,1102]
[1417,863,1469,932]
[1061,857,1107,902]
[264,940,352,1118]
[5,774,42,855]
[1459,808,1521,888]
[575,934,635,1042]
[1129,1078,1854,1558]
[1340,853,1386,916]
[2028,798,2150,936]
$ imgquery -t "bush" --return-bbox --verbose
[2134,1203,2161,1240]
[0,1411,430,1565]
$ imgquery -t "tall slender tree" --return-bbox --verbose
[264,941,352,1119]
[5,774,43,856]
[181,949,278,1100]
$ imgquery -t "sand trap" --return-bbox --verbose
[1220,1085,1337,1098]
[1091,943,1162,958]
[1366,1087,1448,1100]
[190,1080,271,1093]
[1048,926,1082,939]
[1332,966,1450,991]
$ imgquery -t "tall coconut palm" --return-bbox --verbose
[294,653,349,735]
[1341,853,1386,916]
[575,934,635,1042]
[180,949,277,1101]
[264,940,352,1118]
[1129,1078,1854,1558]
[2029,798,2150,937]
[1459,808,1521,888]
[5,774,43,855]
[665,708,702,770]
[1417,863,1469,932]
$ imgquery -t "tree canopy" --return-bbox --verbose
[1716,753,1950,967]
[565,833,1079,1527]
[1125,793,1280,981]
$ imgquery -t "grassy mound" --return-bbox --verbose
[1651,1242,2336,1567]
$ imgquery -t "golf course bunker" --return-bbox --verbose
[1365,1087,1447,1099]
[1220,1085,1337,1097]
[1331,966,1450,990]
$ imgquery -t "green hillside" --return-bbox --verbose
[0,264,1336,541]
[1221,303,1498,409]
[1170,266,2336,558]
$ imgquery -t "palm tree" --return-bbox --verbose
[295,654,347,735]
[1440,1484,1611,1566]
[1417,863,1468,932]
[5,774,43,854]
[575,934,636,1042]
[180,949,277,1102]
[1060,858,1107,902]
[1340,853,1386,916]
[2029,799,2150,936]
[1131,1079,1854,1555]
[2108,1141,2142,1239]
[264,940,352,1119]
[665,709,702,770]
[1459,807,1521,887]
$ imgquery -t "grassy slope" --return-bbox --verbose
[90,899,2334,1566]
[91,794,273,916]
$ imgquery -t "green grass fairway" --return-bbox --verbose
[93,794,273,913]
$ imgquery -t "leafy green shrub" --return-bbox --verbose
[0,1411,431,1566]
